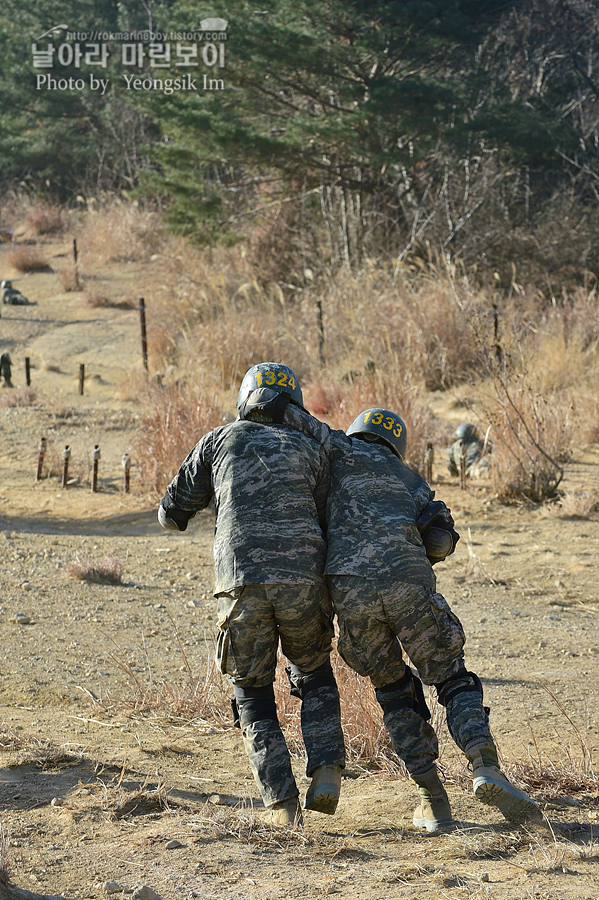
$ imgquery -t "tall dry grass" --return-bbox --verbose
[132,382,226,494]
[80,200,166,264]
[27,204,65,236]
[58,200,599,501]
[5,246,50,272]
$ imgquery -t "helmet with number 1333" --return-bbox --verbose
[346,407,407,461]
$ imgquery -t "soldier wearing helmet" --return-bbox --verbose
[448,422,491,478]
[158,363,345,826]
[1,280,31,306]
[238,396,540,833]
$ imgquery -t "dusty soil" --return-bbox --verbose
[1,235,599,900]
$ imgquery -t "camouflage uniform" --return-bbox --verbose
[1,285,30,305]
[280,405,493,777]
[159,418,345,809]
[448,438,491,479]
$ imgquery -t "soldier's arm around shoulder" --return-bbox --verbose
[237,386,334,454]
[158,431,215,532]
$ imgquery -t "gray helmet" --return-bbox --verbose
[455,423,479,441]
[347,408,407,460]
[237,362,303,409]
[1,280,12,289]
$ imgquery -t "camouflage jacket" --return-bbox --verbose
[161,418,329,592]
[281,406,438,586]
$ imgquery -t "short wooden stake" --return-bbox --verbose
[424,442,434,485]
[139,298,148,372]
[91,445,100,492]
[36,436,47,481]
[459,442,467,490]
[122,453,132,493]
[61,445,71,489]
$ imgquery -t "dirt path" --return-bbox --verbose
[1,238,599,900]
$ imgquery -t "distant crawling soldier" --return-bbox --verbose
[239,396,541,832]
[158,363,345,826]
[0,352,13,388]
[1,280,30,306]
[448,422,491,479]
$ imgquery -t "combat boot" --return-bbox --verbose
[412,765,454,833]
[269,798,303,827]
[304,764,342,814]
[466,743,542,825]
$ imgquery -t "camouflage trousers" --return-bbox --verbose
[216,582,345,807]
[328,575,492,776]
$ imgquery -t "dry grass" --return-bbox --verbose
[83,291,136,309]
[80,202,166,263]
[133,383,226,496]
[551,491,598,519]
[38,199,599,503]
[0,387,36,408]
[5,246,51,272]
[57,267,82,292]
[27,205,65,236]
[64,554,125,585]
[0,723,30,752]
[106,781,170,820]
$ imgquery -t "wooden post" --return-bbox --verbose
[122,453,132,493]
[61,445,71,489]
[36,436,47,481]
[459,441,467,490]
[139,298,148,372]
[316,299,325,367]
[91,445,100,492]
[78,363,85,395]
[424,442,434,485]
[25,357,31,386]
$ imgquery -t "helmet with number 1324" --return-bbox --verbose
[236,362,304,409]
[347,407,407,461]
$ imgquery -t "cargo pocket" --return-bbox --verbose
[429,591,465,658]
[215,590,242,677]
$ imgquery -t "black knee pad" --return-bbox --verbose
[375,668,431,722]
[232,684,278,728]
[285,661,336,701]
[435,668,484,707]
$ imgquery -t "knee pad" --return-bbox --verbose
[375,668,431,722]
[435,668,484,707]
[233,684,278,728]
[285,661,336,701]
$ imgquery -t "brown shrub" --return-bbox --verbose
[0,387,36,408]
[484,381,573,503]
[80,202,166,263]
[133,382,226,495]
[57,268,82,292]
[5,246,50,272]
[27,205,65,235]
[84,291,136,309]
[65,554,125,584]
[552,491,598,519]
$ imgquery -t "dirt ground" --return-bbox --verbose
[1,236,599,900]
